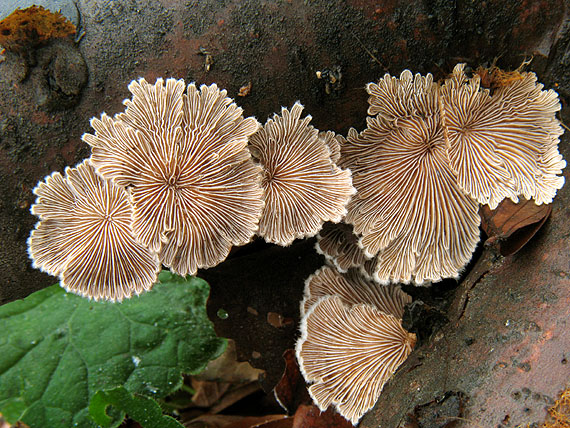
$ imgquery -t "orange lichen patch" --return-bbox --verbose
[541,388,570,428]
[0,6,76,52]
[475,63,528,91]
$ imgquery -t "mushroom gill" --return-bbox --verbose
[296,295,416,425]
[342,70,481,285]
[83,78,264,276]
[440,63,566,209]
[249,102,355,246]
[28,160,161,301]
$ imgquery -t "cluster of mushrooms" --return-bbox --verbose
[28,63,565,424]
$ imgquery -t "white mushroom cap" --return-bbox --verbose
[84,78,264,276]
[249,102,355,246]
[440,63,566,209]
[28,160,161,301]
[301,265,411,319]
[315,222,369,273]
[342,113,481,285]
[296,295,416,425]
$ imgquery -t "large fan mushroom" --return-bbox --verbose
[28,160,161,301]
[440,63,566,209]
[83,78,264,276]
[341,70,481,285]
[249,102,355,246]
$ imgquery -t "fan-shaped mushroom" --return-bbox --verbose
[341,70,481,284]
[28,160,161,301]
[440,63,566,209]
[83,78,264,276]
[297,295,416,425]
[249,102,355,246]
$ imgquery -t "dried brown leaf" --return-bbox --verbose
[480,198,551,256]
[292,404,353,428]
[273,349,311,414]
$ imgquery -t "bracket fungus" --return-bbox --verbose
[83,78,264,276]
[301,265,411,318]
[341,70,481,285]
[249,102,355,246]
[297,295,416,425]
[440,63,566,209]
[28,160,161,301]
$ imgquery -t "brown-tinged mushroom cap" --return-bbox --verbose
[301,265,412,318]
[315,222,369,273]
[342,109,481,284]
[296,295,416,425]
[249,102,355,246]
[440,63,566,209]
[28,160,161,301]
[83,78,264,276]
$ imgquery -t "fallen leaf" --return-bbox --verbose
[195,339,264,384]
[292,404,352,428]
[209,382,262,415]
[480,198,551,256]
[191,380,232,408]
[186,414,289,428]
[273,349,311,413]
[226,415,291,428]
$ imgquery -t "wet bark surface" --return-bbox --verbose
[0,0,568,425]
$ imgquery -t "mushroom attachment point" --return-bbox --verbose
[440,63,566,209]
[249,102,355,246]
[83,78,264,276]
[296,295,416,425]
[28,160,161,301]
[341,70,481,285]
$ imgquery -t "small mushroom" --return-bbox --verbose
[28,160,161,301]
[301,265,412,318]
[440,63,566,209]
[84,78,264,276]
[249,102,355,246]
[315,222,369,273]
[341,70,481,284]
[296,295,416,425]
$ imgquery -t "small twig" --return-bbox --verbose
[350,31,388,72]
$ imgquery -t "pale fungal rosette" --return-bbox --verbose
[300,265,412,318]
[296,295,416,425]
[315,222,369,273]
[249,102,355,246]
[341,69,481,285]
[440,63,566,209]
[83,78,264,276]
[28,160,161,301]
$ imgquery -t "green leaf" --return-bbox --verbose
[0,272,226,428]
[89,386,184,428]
